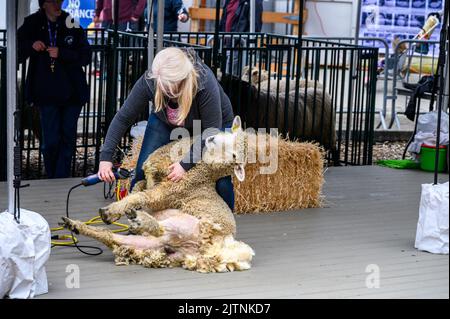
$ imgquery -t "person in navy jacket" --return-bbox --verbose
[150,0,189,32]
[18,0,91,178]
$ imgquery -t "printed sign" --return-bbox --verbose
[359,0,443,53]
[62,0,96,29]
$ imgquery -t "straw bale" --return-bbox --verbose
[120,133,324,214]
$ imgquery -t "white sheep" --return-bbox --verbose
[61,116,255,273]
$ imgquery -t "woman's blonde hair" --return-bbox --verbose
[148,47,199,125]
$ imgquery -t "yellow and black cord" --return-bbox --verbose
[50,216,129,246]
[50,182,129,256]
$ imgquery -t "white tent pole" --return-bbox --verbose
[6,0,17,214]
[156,0,164,52]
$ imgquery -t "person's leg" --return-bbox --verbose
[38,105,62,178]
[216,176,235,211]
[131,113,172,189]
[117,22,129,32]
[101,21,112,29]
[215,123,235,211]
[55,104,82,178]
[128,21,139,32]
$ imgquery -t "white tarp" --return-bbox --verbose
[415,182,449,255]
[0,209,51,298]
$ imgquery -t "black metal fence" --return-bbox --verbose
[0,30,377,180]
[0,30,6,46]
[146,32,378,165]
[218,34,378,165]
[0,30,214,180]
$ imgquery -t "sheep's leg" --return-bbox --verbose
[126,209,164,237]
[99,166,209,225]
[61,217,164,250]
[113,234,164,250]
[99,183,175,224]
[60,217,119,249]
[99,191,159,224]
[131,180,147,193]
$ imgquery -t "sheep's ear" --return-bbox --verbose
[234,164,245,182]
[231,116,242,133]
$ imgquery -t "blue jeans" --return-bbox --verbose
[131,113,235,211]
[101,21,139,32]
[38,104,82,178]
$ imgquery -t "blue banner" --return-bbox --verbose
[62,0,96,29]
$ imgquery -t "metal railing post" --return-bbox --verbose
[147,0,155,69]
[156,0,164,52]
[213,0,222,75]
[6,0,17,213]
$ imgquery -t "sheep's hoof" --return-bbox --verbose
[125,208,138,220]
[128,220,142,235]
[127,210,163,237]
[128,210,141,234]
[59,217,80,234]
[99,206,122,225]
[99,207,112,225]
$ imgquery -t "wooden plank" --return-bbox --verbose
[0,166,448,299]
[189,7,308,26]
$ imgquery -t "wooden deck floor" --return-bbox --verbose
[1,166,448,299]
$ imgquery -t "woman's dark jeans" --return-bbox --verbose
[131,113,235,211]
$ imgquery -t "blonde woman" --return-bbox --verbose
[98,47,235,210]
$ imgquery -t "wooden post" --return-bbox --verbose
[293,0,303,35]
[200,0,207,31]
[190,0,200,32]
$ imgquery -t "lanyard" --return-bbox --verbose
[47,20,58,72]
[47,20,58,47]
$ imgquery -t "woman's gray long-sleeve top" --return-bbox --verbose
[99,59,234,171]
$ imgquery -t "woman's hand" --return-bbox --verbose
[167,162,186,182]
[98,161,115,183]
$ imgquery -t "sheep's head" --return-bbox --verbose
[241,66,270,85]
[203,116,247,182]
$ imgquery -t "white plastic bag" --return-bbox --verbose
[18,209,51,296]
[417,111,449,137]
[0,209,51,298]
[0,212,34,299]
[408,111,449,158]
[415,182,449,254]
